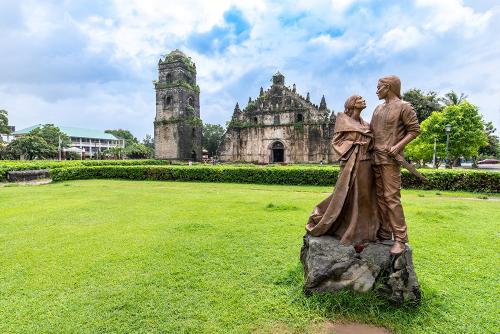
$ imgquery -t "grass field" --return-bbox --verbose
[0,180,498,333]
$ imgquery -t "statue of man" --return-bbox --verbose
[371,75,420,254]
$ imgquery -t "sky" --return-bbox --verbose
[1,0,499,140]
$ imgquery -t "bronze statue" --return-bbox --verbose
[371,75,420,254]
[306,95,379,245]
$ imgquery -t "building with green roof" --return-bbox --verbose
[12,124,125,158]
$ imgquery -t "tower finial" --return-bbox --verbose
[272,71,285,86]
[319,95,327,111]
[306,92,310,102]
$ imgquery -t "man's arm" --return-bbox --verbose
[388,102,421,157]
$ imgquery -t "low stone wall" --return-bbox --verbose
[7,169,50,182]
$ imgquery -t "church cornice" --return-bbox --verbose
[227,120,332,130]
[243,107,309,116]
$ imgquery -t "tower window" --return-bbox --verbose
[274,115,280,125]
[166,96,172,105]
[297,113,304,122]
[192,128,196,137]
[166,73,172,83]
[253,117,258,124]
[188,97,194,107]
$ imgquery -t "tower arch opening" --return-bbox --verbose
[166,73,172,83]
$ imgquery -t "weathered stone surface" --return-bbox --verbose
[217,72,336,164]
[378,246,421,305]
[7,169,50,182]
[154,49,202,161]
[300,235,420,305]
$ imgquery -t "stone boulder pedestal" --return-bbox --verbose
[300,235,420,305]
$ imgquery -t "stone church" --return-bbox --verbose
[218,72,337,163]
[154,49,202,160]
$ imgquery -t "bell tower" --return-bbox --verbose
[154,49,202,161]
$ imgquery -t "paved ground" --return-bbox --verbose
[424,163,500,171]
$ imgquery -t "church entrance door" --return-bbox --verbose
[271,141,284,163]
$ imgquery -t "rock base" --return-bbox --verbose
[300,235,420,306]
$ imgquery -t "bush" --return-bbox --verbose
[401,169,500,192]
[50,165,340,186]
[47,165,500,193]
[0,160,173,181]
[3,160,499,193]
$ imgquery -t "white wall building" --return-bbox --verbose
[12,124,125,158]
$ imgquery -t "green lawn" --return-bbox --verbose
[0,180,498,334]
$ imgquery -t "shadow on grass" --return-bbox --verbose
[275,263,445,333]
[265,203,300,211]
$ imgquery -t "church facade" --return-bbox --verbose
[218,72,337,164]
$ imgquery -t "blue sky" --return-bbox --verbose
[1,0,499,139]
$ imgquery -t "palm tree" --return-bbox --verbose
[441,91,468,106]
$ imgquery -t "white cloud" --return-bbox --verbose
[1,0,499,138]
[309,33,354,55]
[0,83,153,138]
[416,0,493,36]
[379,26,425,51]
[19,1,60,37]
[78,0,266,63]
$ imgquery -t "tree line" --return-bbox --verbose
[402,89,498,167]
[0,115,155,160]
[1,89,498,163]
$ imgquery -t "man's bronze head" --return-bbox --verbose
[376,75,401,100]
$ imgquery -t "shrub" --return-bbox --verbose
[0,160,173,181]
[50,165,340,186]
[47,165,500,193]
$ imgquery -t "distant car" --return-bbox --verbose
[478,159,500,164]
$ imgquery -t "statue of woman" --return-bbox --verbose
[306,95,379,245]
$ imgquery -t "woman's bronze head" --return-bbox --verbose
[344,95,366,116]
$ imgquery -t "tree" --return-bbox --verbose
[123,143,152,159]
[406,101,488,166]
[478,121,499,158]
[441,90,467,106]
[202,123,225,156]
[30,124,70,149]
[103,147,124,159]
[8,135,54,160]
[0,109,9,137]
[402,89,443,124]
[0,143,14,160]
[142,134,154,150]
[105,129,138,147]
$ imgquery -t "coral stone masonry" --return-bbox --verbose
[154,50,337,163]
[154,49,202,161]
[218,72,337,163]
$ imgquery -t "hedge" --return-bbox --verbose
[48,165,500,193]
[0,160,173,182]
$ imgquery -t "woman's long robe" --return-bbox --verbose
[306,113,379,245]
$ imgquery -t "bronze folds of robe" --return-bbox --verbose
[306,113,379,245]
